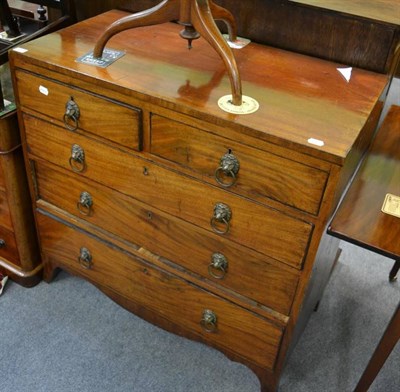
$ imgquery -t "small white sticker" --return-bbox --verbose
[308,138,325,147]
[13,47,28,53]
[39,85,49,96]
[337,67,353,83]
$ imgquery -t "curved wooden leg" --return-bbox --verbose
[191,0,242,106]
[93,0,180,58]
[209,1,237,41]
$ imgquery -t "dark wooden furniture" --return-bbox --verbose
[329,105,400,391]
[72,0,400,75]
[0,0,76,286]
[0,0,76,64]
[0,99,40,286]
[10,10,388,391]
[329,106,400,282]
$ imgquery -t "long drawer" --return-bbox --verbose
[24,114,313,268]
[0,226,19,265]
[36,212,285,370]
[14,70,142,151]
[34,161,299,315]
[0,190,13,231]
[151,114,328,215]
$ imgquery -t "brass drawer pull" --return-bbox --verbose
[69,144,86,173]
[215,152,240,188]
[200,309,218,333]
[77,191,93,216]
[78,247,92,269]
[63,97,80,131]
[0,239,5,248]
[210,203,232,235]
[208,253,228,279]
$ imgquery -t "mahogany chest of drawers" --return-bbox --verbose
[9,10,388,391]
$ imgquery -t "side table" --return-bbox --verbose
[329,104,400,391]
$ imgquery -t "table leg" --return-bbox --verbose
[389,259,400,282]
[353,303,400,392]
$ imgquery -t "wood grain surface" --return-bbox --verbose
[329,105,400,258]
[10,10,388,164]
[23,113,313,268]
[34,160,300,315]
[290,0,400,25]
[37,211,284,370]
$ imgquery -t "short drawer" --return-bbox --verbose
[37,212,284,370]
[25,115,313,268]
[0,190,13,231]
[0,226,20,265]
[34,161,299,315]
[151,115,328,215]
[15,70,142,150]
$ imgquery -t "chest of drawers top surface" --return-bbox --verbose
[9,9,387,165]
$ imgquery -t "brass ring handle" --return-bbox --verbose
[208,253,228,279]
[77,191,93,216]
[0,239,5,248]
[200,309,218,333]
[210,203,232,235]
[214,152,240,188]
[78,247,92,269]
[69,144,86,173]
[63,97,80,131]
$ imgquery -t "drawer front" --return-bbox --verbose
[34,161,299,315]
[0,190,13,231]
[37,212,284,369]
[25,115,312,268]
[15,70,142,150]
[0,226,20,265]
[151,115,328,215]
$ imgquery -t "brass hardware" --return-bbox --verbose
[63,97,80,131]
[69,144,86,173]
[208,253,228,279]
[215,152,240,188]
[0,239,5,248]
[200,309,218,333]
[77,191,93,216]
[143,167,149,176]
[210,203,232,235]
[78,247,92,269]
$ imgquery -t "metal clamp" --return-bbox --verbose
[78,247,92,269]
[215,152,240,188]
[63,97,80,131]
[208,253,228,279]
[77,191,93,216]
[200,309,218,333]
[210,203,232,235]
[69,144,86,173]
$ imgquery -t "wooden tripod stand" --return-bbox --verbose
[93,0,243,106]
